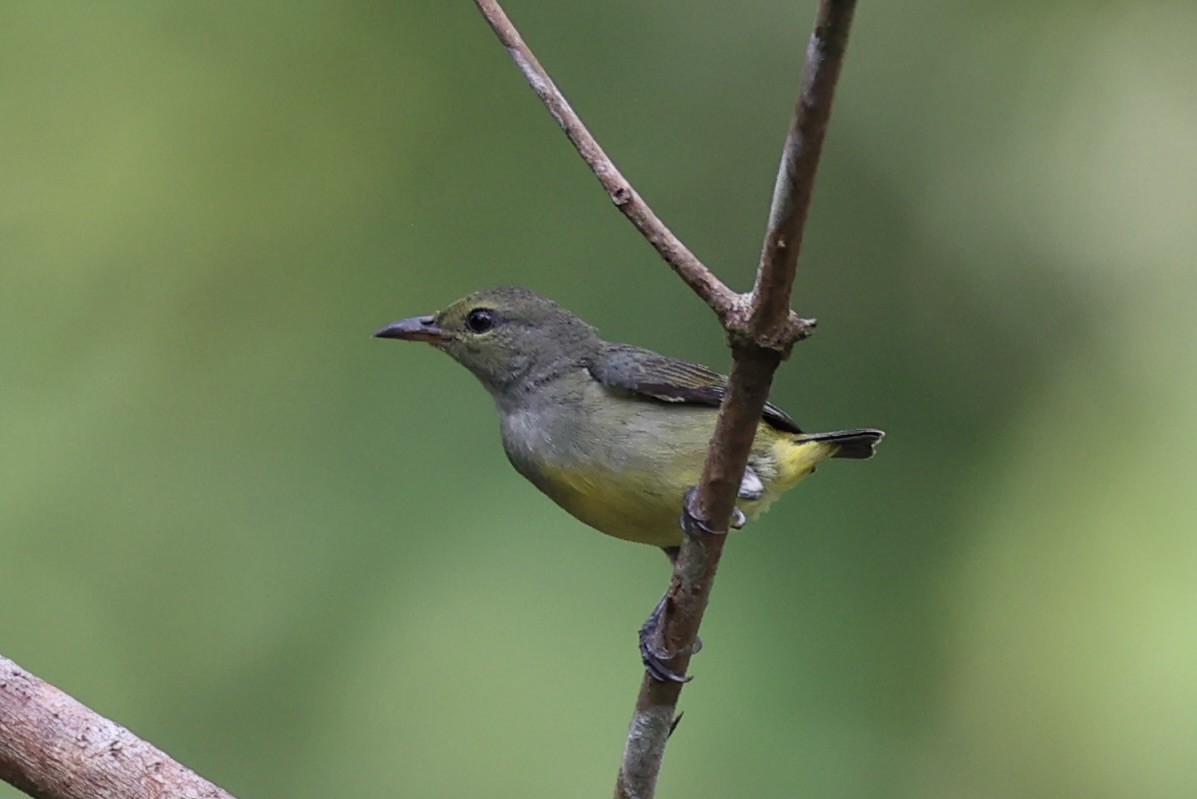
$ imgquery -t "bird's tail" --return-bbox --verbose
[796,428,885,460]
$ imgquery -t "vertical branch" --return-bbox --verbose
[615,2,858,797]
[752,0,856,339]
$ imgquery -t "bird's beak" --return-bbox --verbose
[373,315,448,343]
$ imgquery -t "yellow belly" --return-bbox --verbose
[536,428,837,548]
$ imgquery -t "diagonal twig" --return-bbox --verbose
[472,0,739,323]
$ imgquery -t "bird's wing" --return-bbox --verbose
[588,343,802,434]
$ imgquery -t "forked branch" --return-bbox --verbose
[471,2,858,798]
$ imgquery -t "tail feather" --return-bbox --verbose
[797,428,885,460]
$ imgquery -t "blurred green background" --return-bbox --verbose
[3,1,1195,797]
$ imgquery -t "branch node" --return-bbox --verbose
[723,309,813,357]
[667,712,684,739]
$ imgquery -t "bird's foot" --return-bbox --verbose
[730,507,747,530]
[680,486,746,537]
[638,593,699,683]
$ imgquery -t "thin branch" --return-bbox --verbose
[616,5,857,796]
[752,0,856,343]
[470,2,859,798]
[471,0,740,322]
[0,654,235,799]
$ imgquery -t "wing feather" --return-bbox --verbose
[588,344,802,433]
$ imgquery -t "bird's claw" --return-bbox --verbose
[638,594,694,683]
[679,486,746,536]
[644,487,730,683]
[639,634,690,683]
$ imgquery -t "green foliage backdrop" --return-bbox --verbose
[3,2,1195,797]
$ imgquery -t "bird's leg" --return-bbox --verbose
[639,472,759,682]
[638,546,696,683]
[680,486,725,536]
[726,465,765,529]
[638,590,689,683]
[681,483,752,535]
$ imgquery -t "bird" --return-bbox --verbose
[375,286,883,680]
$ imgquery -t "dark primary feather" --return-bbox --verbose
[587,343,803,434]
[797,428,885,459]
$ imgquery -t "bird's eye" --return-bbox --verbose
[465,308,495,333]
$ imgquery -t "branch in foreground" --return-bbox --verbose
[0,654,234,799]
[472,0,738,323]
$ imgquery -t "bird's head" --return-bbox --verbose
[374,286,600,396]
